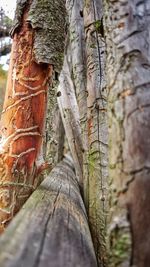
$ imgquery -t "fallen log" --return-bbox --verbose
[0,156,97,267]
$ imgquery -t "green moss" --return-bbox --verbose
[70,30,76,42]
[94,20,101,31]
[109,232,131,266]
[88,153,96,175]
[94,19,104,37]
[90,43,96,49]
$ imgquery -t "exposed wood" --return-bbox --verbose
[0,0,66,232]
[0,2,52,232]
[12,0,66,73]
[0,157,97,267]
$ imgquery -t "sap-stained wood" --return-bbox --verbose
[0,158,97,267]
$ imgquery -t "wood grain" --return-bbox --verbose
[0,156,97,267]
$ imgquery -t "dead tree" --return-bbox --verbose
[0,157,97,267]
[0,0,66,232]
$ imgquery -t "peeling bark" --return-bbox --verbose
[0,0,66,232]
[0,2,52,232]
[103,0,150,266]
[12,0,66,72]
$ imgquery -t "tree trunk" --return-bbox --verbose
[44,76,65,166]
[66,0,87,133]
[58,2,109,265]
[103,0,150,266]
[0,0,66,232]
[0,156,97,267]
[83,1,108,266]
[57,48,83,187]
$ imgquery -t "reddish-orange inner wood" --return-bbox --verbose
[0,4,52,232]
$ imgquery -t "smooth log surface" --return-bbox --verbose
[0,157,97,267]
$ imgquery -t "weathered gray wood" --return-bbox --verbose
[0,156,97,267]
[103,0,150,266]
[83,1,108,266]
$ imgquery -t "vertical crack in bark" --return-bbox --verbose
[84,0,108,266]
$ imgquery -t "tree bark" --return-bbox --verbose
[59,2,109,265]
[103,0,150,266]
[83,1,108,266]
[44,71,65,166]
[66,0,87,131]
[57,48,83,187]
[0,0,66,232]
[0,157,97,267]
[62,0,89,190]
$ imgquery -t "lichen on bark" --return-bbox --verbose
[12,0,66,71]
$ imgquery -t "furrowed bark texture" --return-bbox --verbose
[66,0,87,131]
[45,98,65,165]
[60,2,108,264]
[84,1,108,266]
[57,0,87,187]
[12,0,66,72]
[44,71,65,166]
[57,48,83,186]
[103,0,150,266]
[66,0,88,190]
[0,157,97,267]
[0,0,66,232]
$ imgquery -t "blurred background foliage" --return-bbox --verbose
[0,6,13,113]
